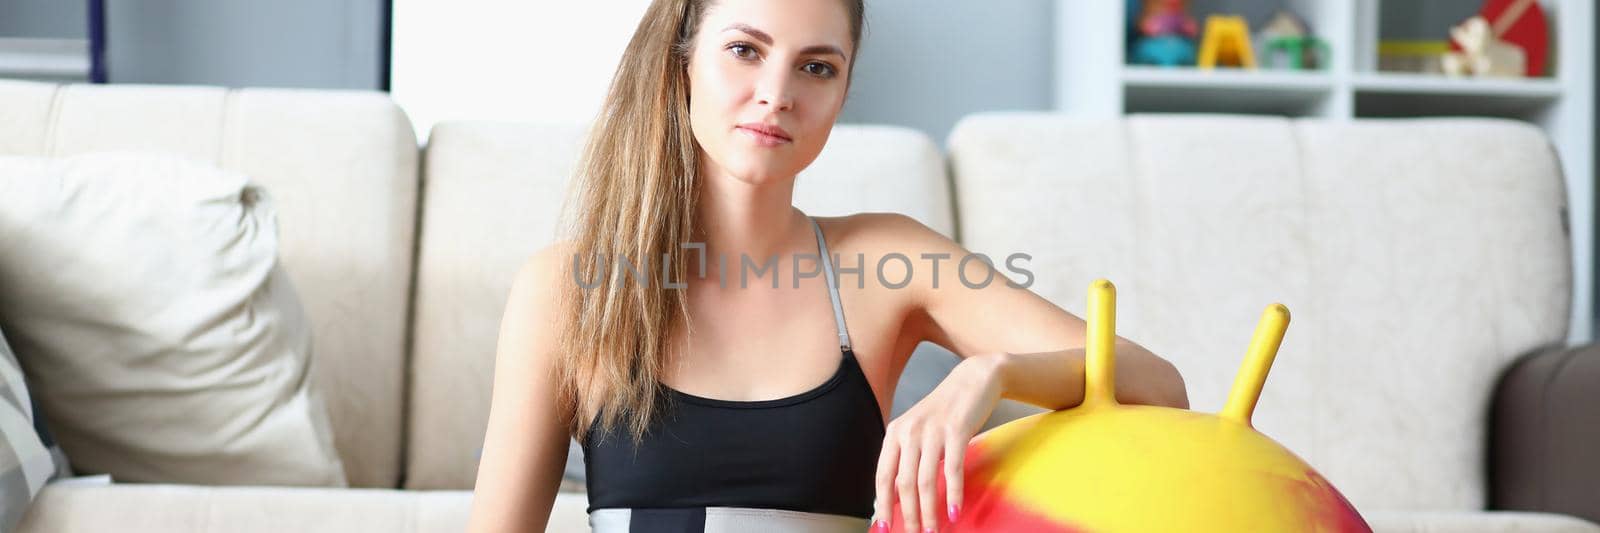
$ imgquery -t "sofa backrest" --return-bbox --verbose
[947,113,1571,512]
[0,80,418,488]
[6,79,1569,510]
[406,121,951,489]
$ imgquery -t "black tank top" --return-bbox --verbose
[581,215,886,520]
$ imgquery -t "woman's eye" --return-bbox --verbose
[803,62,836,78]
[728,43,758,60]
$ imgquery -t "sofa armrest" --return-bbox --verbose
[1490,343,1600,525]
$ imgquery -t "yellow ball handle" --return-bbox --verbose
[1083,279,1118,408]
[1221,304,1291,427]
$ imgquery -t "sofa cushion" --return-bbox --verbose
[789,124,954,235]
[406,122,956,489]
[1363,510,1600,533]
[15,482,589,533]
[21,484,1597,533]
[0,151,345,487]
[404,121,586,491]
[947,113,1570,513]
[0,80,418,488]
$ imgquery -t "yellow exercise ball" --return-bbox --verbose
[889,279,1371,532]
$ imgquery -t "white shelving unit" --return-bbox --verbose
[1056,0,1595,344]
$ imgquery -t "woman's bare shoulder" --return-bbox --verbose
[811,212,954,254]
[503,241,580,343]
[524,240,578,271]
[514,241,578,294]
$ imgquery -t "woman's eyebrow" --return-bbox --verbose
[722,23,848,62]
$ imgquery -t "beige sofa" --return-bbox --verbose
[3,80,1596,532]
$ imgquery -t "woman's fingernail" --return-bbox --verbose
[870,519,889,533]
[922,528,935,533]
[948,503,961,522]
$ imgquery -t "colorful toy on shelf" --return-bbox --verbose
[1197,15,1257,69]
[1442,16,1525,77]
[1443,0,1547,78]
[1124,0,1142,50]
[1129,0,1197,67]
[886,279,1372,532]
[1258,10,1329,71]
[1131,36,1198,68]
[1137,0,1196,37]
[1378,40,1451,74]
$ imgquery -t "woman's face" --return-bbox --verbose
[686,0,853,186]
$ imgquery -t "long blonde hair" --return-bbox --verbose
[557,0,865,446]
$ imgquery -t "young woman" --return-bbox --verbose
[465,1,1190,532]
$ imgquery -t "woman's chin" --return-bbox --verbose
[722,165,794,186]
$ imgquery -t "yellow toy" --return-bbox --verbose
[887,279,1371,532]
[1197,15,1257,69]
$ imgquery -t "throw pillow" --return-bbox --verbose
[0,152,346,487]
[0,325,70,531]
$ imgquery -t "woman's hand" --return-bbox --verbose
[871,353,1007,533]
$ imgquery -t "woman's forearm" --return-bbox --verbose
[986,341,1189,411]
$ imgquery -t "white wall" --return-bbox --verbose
[107,0,385,89]
[390,0,1056,146]
[0,0,85,38]
[1,0,385,88]
[389,0,654,141]
[837,0,1056,145]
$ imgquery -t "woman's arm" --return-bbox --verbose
[865,213,1188,533]
[878,212,1188,409]
[984,342,1189,411]
[465,247,574,533]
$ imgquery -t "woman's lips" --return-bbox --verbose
[737,124,791,147]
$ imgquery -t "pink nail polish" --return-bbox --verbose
[922,528,935,533]
[948,503,961,523]
[870,519,889,533]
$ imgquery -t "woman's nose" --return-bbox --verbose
[754,68,794,112]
